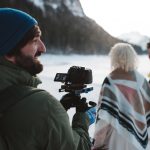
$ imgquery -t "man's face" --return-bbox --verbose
[15,26,46,75]
[148,48,150,59]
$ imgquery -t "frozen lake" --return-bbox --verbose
[38,54,150,137]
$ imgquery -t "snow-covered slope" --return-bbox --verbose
[64,0,84,17]
[29,0,85,17]
[119,32,150,50]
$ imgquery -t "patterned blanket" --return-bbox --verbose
[95,71,150,149]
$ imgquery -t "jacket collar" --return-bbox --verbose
[0,56,42,91]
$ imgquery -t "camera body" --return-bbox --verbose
[54,66,93,93]
[54,66,96,111]
[54,66,92,84]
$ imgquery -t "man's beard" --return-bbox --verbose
[15,53,43,76]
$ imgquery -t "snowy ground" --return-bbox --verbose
[38,54,150,137]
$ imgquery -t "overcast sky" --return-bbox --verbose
[80,0,150,37]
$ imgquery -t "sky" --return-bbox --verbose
[80,0,150,37]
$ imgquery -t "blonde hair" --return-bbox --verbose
[109,43,138,72]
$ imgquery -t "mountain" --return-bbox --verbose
[119,32,150,51]
[0,0,143,54]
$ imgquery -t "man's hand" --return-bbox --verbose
[60,93,79,111]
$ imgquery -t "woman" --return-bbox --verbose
[92,43,150,150]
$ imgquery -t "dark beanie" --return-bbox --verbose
[0,8,38,55]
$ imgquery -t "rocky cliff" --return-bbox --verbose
[0,0,143,54]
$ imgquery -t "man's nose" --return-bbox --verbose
[39,40,46,53]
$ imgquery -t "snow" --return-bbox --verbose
[119,32,150,50]
[28,0,45,10]
[64,0,85,17]
[29,0,84,16]
[38,54,150,138]
[50,4,59,9]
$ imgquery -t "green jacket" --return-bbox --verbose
[0,57,91,150]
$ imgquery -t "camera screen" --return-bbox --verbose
[54,73,67,82]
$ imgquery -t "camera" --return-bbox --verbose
[54,66,96,112]
[54,66,93,93]
[54,66,92,84]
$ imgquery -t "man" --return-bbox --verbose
[0,8,95,150]
[146,42,150,82]
[147,42,150,59]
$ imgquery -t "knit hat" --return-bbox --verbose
[0,8,38,55]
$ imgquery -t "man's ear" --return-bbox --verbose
[4,55,16,64]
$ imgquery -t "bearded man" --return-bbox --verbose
[0,8,95,150]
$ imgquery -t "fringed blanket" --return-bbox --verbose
[94,71,150,150]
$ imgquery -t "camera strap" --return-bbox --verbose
[0,85,44,115]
